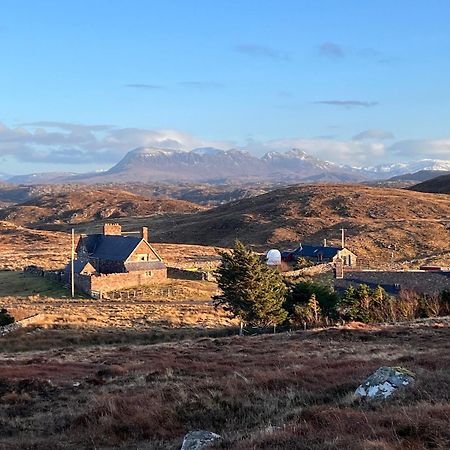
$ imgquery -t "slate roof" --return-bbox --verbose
[65,259,95,274]
[77,234,142,261]
[283,245,344,259]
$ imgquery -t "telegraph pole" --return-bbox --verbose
[71,228,75,298]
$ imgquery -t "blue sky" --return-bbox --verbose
[1,0,450,173]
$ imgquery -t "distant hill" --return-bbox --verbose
[387,169,450,183]
[0,188,204,227]
[409,173,450,194]
[7,172,77,184]
[117,184,449,268]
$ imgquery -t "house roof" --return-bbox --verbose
[65,259,95,274]
[77,234,143,261]
[287,245,345,259]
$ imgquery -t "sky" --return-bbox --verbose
[1,0,450,174]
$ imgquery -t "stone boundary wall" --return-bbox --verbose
[167,267,215,282]
[283,263,333,278]
[87,268,168,297]
[0,313,43,337]
[335,270,450,294]
[24,265,65,283]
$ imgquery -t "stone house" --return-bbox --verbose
[281,244,357,267]
[68,223,167,297]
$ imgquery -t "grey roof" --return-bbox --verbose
[65,259,95,274]
[285,245,344,259]
[124,261,166,271]
[77,234,142,261]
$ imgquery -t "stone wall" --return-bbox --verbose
[167,267,214,281]
[86,268,167,297]
[283,263,334,278]
[0,313,43,337]
[24,266,64,283]
[335,270,450,294]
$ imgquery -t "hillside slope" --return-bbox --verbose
[409,173,450,194]
[118,184,449,268]
[0,188,204,227]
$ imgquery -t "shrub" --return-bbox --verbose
[0,308,15,326]
[285,281,338,326]
[293,257,315,270]
[338,286,450,324]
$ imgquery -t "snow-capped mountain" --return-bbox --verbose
[6,146,450,184]
[365,159,450,177]
[72,146,368,183]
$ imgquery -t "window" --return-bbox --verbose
[137,254,148,261]
[145,271,152,277]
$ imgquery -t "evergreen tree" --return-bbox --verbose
[338,284,359,321]
[213,240,288,328]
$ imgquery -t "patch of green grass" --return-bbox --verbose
[0,271,70,298]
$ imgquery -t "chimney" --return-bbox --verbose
[334,258,344,279]
[323,238,327,247]
[103,223,122,236]
[141,226,149,241]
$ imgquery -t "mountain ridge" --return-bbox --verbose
[5,147,450,184]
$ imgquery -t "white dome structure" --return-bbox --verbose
[266,249,282,266]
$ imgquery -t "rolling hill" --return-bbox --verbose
[86,184,449,268]
[409,173,450,194]
[0,187,204,227]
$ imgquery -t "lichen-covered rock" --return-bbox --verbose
[355,366,415,400]
[180,430,222,450]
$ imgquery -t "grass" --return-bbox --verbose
[1,320,450,449]
[0,271,70,298]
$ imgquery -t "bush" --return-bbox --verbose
[285,281,339,326]
[337,285,450,324]
[0,308,15,326]
[293,257,315,270]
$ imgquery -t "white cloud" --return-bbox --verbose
[389,138,450,160]
[1,121,450,169]
[353,129,395,141]
[0,122,231,165]
[242,138,387,165]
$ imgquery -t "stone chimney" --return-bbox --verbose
[141,226,149,241]
[103,223,122,236]
[335,258,344,279]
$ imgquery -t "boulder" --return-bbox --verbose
[355,366,415,400]
[180,430,222,450]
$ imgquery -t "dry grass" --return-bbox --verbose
[1,321,450,449]
[69,184,450,269]
[0,187,204,227]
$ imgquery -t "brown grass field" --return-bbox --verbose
[1,320,450,449]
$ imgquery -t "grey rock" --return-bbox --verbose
[355,366,415,400]
[180,430,222,450]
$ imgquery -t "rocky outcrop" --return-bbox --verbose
[180,430,222,450]
[355,366,415,400]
